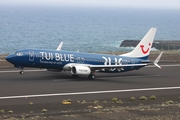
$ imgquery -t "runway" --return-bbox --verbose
[0,65,180,106]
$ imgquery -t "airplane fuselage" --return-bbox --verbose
[7,48,145,73]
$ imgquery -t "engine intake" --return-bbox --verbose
[71,66,91,75]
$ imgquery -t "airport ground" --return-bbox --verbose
[0,51,180,120]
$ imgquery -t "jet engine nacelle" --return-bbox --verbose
[71,66,91,75]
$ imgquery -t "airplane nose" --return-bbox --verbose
[6,55,15,63]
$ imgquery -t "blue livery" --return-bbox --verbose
[6,28,162,79]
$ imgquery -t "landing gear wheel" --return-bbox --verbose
[19,66,24,75]
[88,73,96,80]
[20,71,24,75]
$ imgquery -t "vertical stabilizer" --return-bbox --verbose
[121,28,157,59]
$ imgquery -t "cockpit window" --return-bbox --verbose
[16,52,23,56]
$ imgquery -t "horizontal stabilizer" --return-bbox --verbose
[153,52,163,69]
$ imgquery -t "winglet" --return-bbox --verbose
[153,52,163,69]
[57,42,63,50]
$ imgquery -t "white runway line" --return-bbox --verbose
[100,74,161,79]
[0,69,46,73]
[0,86,180,100]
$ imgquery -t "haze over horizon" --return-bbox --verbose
[0,0,180,9]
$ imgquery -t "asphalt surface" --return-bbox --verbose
[0,64,180,107]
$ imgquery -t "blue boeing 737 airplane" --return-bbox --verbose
[6,28,162,79]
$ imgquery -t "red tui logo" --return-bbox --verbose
[140,43,151,54]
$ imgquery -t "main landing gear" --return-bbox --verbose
[88,72,96,80]
[72,72,96,80]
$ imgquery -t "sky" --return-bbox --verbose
[0,0,180,9]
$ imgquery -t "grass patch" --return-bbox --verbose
[94,105,103,109]
[42,109,47,113]
[29,102,33,105]
[0,109,5,113]
[139,96,148,100]
[81,100,87,104]
[93,100,99,104]
[116,100,123,104]
[8,110,13,114]
[149,95,157,100]
[62,100,72,105]
[166,100,174,105]
[111,98,118,102]
[130,97,136,101]
[102,100,108,104]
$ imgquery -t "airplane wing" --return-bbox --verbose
[64,63,147,71]
[89,64,147,70]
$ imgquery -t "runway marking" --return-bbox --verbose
[0,69,46,73]
[100,74,161,79]
[52,75,161,81]
[0,86,180,100]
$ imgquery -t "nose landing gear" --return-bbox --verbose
[20,70,24,75]
[19,66,24,75]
